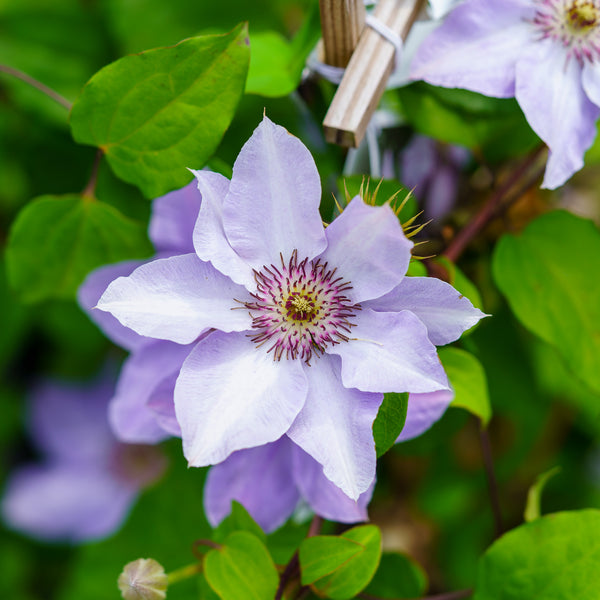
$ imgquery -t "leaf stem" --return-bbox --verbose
[82,150,103,200]
[275,515,324,600]
[0,64,72,110]
[443,144,545,263]
[167,562,202,585]
[479,422,504,538]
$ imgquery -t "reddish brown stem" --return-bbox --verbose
[479,424,504,538]
[0,64,72,110]
[82,150,103,199]
[444,145,545,262]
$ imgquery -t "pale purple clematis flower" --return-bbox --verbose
[78,182,202,443]
[411,0,600,189]
[1,372,166,542]
[400,135,470,221]
[97,116,484,500]
[205,389,453,532]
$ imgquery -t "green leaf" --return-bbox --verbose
[338,175,417,220]
[373,392,409,457]
[6,194,152,303]
[396,82,539,162]
[204,532,279,600]
[213,501,265,544]
[492,210,600,394]
[299,525,382,599]
[362,552,427,599]
[434,256,484,311]
[473,509,600,600]
[245,5,321,97]
[69,24,250,198]
[524,466,561,523]
[245,32,296,97]
[440,347,491,426]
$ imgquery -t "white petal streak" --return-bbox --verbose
[318,197,413,303]
[222,116,326,270]
[287,356,381,499]
[327,309,450,393]
[97,254,252,344]
[175,331,307,466]
[363,276,486,345]
[191,170,255,289]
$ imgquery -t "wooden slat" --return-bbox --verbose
[323,0,424,147]
[319,0,366,67]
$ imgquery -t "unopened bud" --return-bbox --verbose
[118,558,168,600]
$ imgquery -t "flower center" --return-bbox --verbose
[567,1,598,30]
[533,0,600,64]
[243,250,358,363]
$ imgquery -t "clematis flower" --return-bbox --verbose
[97,116,484,500]
[1,372,166,542]
[78,182,202,443]
[410,0,600,189]
[400,135,470,221]
[205,389,453,532]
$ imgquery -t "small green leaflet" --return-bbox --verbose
[373,392,409,457]
[440,347,492,426]
[524,466,561,523]
[204,531,279,600]
[299,524,382,599]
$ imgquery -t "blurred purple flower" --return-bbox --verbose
[97,116,483,500]
[400,135,470,221]
[78,182,202,444]
[411,0,600,189]
[1,373,166,542]
[205,389,453,533]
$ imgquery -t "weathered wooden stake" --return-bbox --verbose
[319,0,366,67]
[323,0,424,147]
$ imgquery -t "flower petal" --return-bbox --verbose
[29,375,115,463]
[191,170,255,289]
[175,331,307,466]
[78,261,147,351]
[147,373,182,437]
[1,465,136,542]
[327,308,450,393]
[397,390,454,442]
[582,62,600,108]
[97,253,252,344]
[410,0,533,97]
[287,355,381,499]
[203,438,299,533]
[515,40,600,189]
[291,443,373,524]
[363,276,485,345]
[110,340,191,443]
[317,197,413,303]
[222,116,327,270]
[148,181,201,254]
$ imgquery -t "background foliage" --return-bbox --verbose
[2,0,600,599]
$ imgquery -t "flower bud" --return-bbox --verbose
[118,558,168,600]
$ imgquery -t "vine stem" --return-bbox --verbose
[167,562,202,585]
[275,515,324,600]
[82,149,103,199]
[479,422,504,538]
[443,144,545,262]
[0,64,72,110]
